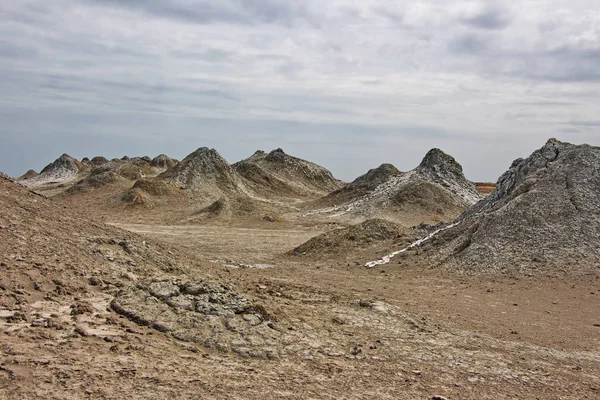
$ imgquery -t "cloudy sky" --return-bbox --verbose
[1,0,599,181]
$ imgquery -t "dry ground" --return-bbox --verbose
[2,199,599,399]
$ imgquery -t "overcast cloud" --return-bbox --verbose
[1,0,599,181]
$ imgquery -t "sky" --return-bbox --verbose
[1,0,599,182]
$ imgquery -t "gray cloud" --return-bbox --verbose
[449,33,489,54]
[0,0,599,182]
[460,8,512,30]
[84,0,315,26]
[567,120,600,127]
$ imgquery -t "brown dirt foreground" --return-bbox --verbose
[1,178,599,399]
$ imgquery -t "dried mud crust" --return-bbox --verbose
[111,280,285,359]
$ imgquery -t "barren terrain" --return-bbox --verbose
[2,140,600,399]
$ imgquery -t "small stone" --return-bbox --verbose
[431,396,448,400]
[89,277,103,286]
[359,300,374,308]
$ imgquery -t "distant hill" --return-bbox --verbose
[233,148,342,199]
[307,148,482,225]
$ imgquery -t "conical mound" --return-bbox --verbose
[233,148,342,199]
[150,154,178,171]
[19,154,86,188]
[307,149,482,225]
[318,163,401,206]
[159,147,239,192]
[289,219,415,259]
[122,148,255,215]
[428,139,600,272]
[17,169,39,180]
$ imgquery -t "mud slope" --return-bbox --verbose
[233,148,343,199]
[318,163,401,206]
[123,147,259,218]
[18,153,88,191]
[289,218,416,259]
[306,149,482,225]
[406,139,600,272]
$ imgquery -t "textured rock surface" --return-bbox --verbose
[111,280,284,358]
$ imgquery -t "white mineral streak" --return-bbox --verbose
[364,222,460,268]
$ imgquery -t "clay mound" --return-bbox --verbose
[414,148,481,206]
[122,178,178,207]
[67,170,121,194]
[391,181,467,220]
[90,156,109,166]
[190,195,258,219]
[349,163,401,191]
[125,148,259,216]
[19,153,86,188]
[317,163,401,206]
[427,138,600,272]
[150,154,178,171]
[189,197,232,221]
[160,147,240,192]
[118,160,154,180]
[17,169,39,180]
[233,148,342,198]
[65,158,159,194]
[306,149,482,225]
[290,218,414,258]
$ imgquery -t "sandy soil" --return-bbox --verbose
[1,179,599,399]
